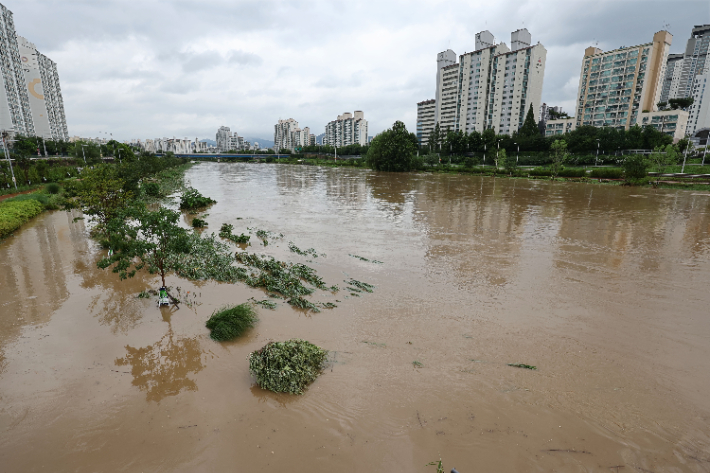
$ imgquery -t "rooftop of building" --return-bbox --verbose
[584,30,672,58]
[418,99,436,105]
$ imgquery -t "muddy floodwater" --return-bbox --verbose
[2,162,710,472]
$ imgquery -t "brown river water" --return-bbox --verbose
[1,162,710,472]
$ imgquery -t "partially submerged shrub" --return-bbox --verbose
[205,303,257,341]
[143,182,161,197]
[528,167,552,177]
[180,187,215,210]
[623,155,649,180]
[248,339,328,394]
[219,222,250,243]
[192,217,207,228]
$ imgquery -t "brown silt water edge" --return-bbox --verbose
[1,162,710,472]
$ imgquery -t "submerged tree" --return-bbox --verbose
[550,139,568,179]
[366,121,418,172]
[76,165,133,232]
[98,206,191,287]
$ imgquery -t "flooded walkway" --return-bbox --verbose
[1,162,710,472]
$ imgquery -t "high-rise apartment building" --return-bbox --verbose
[216,126,232,152]
[0,3,34,136]
[678,25,710,99]
[660,25,710,104]
[291,126,310,149]
[433,29,547,135]
[273,120,313,151]
[416,99,435,145]
[660,53,684,104]
[688,73,710,135]
[574,30,672,130]
[18,36,68,141]
[324,111,368,147]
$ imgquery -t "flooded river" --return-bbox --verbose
[1,162,710,472]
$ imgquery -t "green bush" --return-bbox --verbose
[589,168,623,179]
[248,339,328,394]
[179,187,216,210]
[0,199,44,238]
[557,168,586,178]
[622,155,649,179]
[192,217,207,228]
[205,303,257,341]
[528,167,552,177]
[143,182,161,197]
[46,182,60,194]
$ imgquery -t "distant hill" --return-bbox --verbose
[200,139,217,146]
[244,137,274,148]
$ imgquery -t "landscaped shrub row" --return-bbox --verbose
[0,199,44,238]
[589,168,623,179]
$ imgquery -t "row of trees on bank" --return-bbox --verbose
[365,118,700,173]
[4,135,138,162]
[423,105,677,156]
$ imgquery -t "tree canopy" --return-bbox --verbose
[366,121,418,172]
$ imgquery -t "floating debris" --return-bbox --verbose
[507,363,537,370]
[250,298,278,310]
[412,361,424,368]
[345,279,375,293]
[248,339,328,395]
[349,254,383,264]
[289,242,319,258]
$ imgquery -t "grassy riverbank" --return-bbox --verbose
[0,157,192,242]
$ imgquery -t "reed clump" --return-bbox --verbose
[205,303,258,341]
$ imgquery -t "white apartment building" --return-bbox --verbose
[660,25,710,104]
[678,25,710,99]
[434,29,547,135]
[274,118,300,151]
[688,73,710,135]
[575,30,673,131]
[17,36,68,141]
[545,118,577,137]
[292,126,311,148]
[324,111,368,147]
[637,110,689,141]
[216,126,245,152]
[216,126,231,152]
[660,53,685,104]
[0,3,34,136]
[416,99,436,145]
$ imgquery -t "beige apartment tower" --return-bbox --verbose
[574,30,672,130]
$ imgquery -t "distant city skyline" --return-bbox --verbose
[6,0,709,141]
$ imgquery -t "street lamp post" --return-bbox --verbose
[703,142,708,167]
[483,143,486,167]
[681,134,692,173]
[514,142,519,164]
[2,133,17,190]
[80,145,88,165]
[596,139,600,167]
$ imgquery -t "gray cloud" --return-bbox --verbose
[6,0,708,141]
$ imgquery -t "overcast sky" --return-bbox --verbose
[9,0,710,142]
